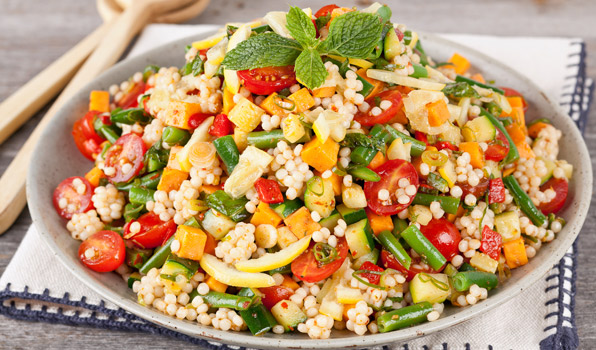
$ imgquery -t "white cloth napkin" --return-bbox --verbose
[1,24,592,350]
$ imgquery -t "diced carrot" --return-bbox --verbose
[312,86,336,98]
[157,167,189,192]
[288,88,315,113]
[259,93,288,116]
[426,99,450,127]
[204,232,217,255]
[368,151,386,170]
[222,87,235,114]
[206,275,228,293]
[314,170,342,196]
[250,202,283,227]
[356,68,385,98]
[342,304,356,321]
[89,91,110,113]
[284,207,322,239]
[502,166,516,178]
[501,97,526,129]
[506,123,535,159]
[507,96,524,109]
[165,100,202,130]
[281,275,300,290]
[528,122,550,139]
[448,53,471,75]
[459,142,485,168]
[366,209,394,235]
[167,146,184,170]
[447,205,465,222]
[470,73,485,84]
[174,225,207,261]
[301,137,340,172]
[201,185,221,195]
[84,167,105,187]
[503,237,528,269]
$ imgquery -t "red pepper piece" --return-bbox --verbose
[435,141,458,152]
[488,178,506,204]
[358,261,384,285]
[209,113,234,137]
[254,178,284,204]
[414,131,428,146]
[480,225,502,260]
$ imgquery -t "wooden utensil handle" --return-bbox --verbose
[0,21,112,146]
[0,0,183,235]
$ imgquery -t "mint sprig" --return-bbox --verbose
[221,8,384,90]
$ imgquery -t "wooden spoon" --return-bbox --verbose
[0,0,209,146]
[0,0,202,235]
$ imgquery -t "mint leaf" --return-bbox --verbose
[286,6,317,48]
[323,11,383,59]
[294,49,327,90]
[221,32,302,70]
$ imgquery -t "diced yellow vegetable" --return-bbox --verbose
[224,146,273,198]
[312,113,331,143]
[235,235,311,272]
[191,32,226,50]
[409,273,451,304]
[177,117,214,171]
[277,226,299,248]
[282,113,306,143]
[89,90,110,113]
[174,225,207,261]
[314,170,342,196]
[200,254,275,288]
[448,53,471,75]
[503,238,528,269]
[469,252,499,273]
[327,55,374,69]
[284,207,322,239]
[387,138,411,162]
[336,285,364,304]
[288,88,315,113]
[408,205,432,226]
[341,183,367,209]
[250,202,283,227]
[157,168,189,192]
[222,86,235,114]
[438,159,457,188]
[300,137,339,172]
[228,97,265,132]
[167,146,184,170]
[84,167,105,187]
[165,100,202,130]
[206,274,228,293]
[281,275,300,290]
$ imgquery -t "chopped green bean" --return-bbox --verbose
[479,108,520,165]
[213,135,240,172]
[503,175,547,226]
[377,302,433,332]
[451,271,498,291]
[162,126,191,146]
[377,230,411,269]
[401,225,447,270]
[202,291,254,311]
[411,193,460,215]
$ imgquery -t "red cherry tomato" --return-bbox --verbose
[358,261,384,285]
[380,249,435,281]
[485,129,510,162]
[500,87,528,112]
[480,225,502,261]
[103,133,147,183]
[53,176,94,219]
[354,90,404,126]
[291,237,349,283]
[78,230,126,272]
[209,113,234,137]
[237,66,297,95]
[188,113,212,129]
[435,141,458,152]
[364,159,419,216]
[254,178,284,204]
[419,218,461,261]
[123,212,177,249]
[538,178,569,215]
[315,4,339,18]
[259,286,294,310]
[414,131,429,146]
[72,112,104,161]
[459,176,489,199]
[117,81,146,109]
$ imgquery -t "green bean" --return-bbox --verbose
[123,202,144,222]
[110,108,151,125]
[385,125,426,156]
[401,225,446,271]
[348,165,380,182]
[503,175,547,226]
[183,217,201,229]
[162,126,191,146]
[369,124,392,143]
[202,291,254,311]
[350,146,377,165]
[213,135,240,172]
[140,170,162,190]
[126,247,153,269]
[139,235,175,274]
[455,75,505,94]
[268,264,292,275]
[377,302,433,332]
[127,272,142,289]
[426,173,449,193]
[459,262,476,272]
[240,303,277,336]
[392,217,408,236]
[129,187,156,205]
[411,193,460,215]
[480,108,519,165]
[451,271,498,291]
[377,231,411,269]
[409,63,428,78]
[247,130,286,149]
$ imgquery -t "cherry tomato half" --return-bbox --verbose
[123,212,177,249]
[459,176,489,199]
[53,176,94,219]
[354,90,404,126]
[358,261,384,285]
[501,87,528,113]
[117,81,146,109]
[188,113,212,129]
[315,4,339,18]
[419,218,461,261]
[380,249,435,281]
[237,66,297,96]
[539,178,569,215]
[259,286,294,310]
[103,133,147,183]
[291,237,349,283]
[78,230,126,272]
[364,159,419,216]
[485,129,510,162]
[72,112,104,161]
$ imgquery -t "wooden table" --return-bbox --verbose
[1,0,594,348]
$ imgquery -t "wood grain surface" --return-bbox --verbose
[1,0,594,349]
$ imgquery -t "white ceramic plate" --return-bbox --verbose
[28,31,592,349]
